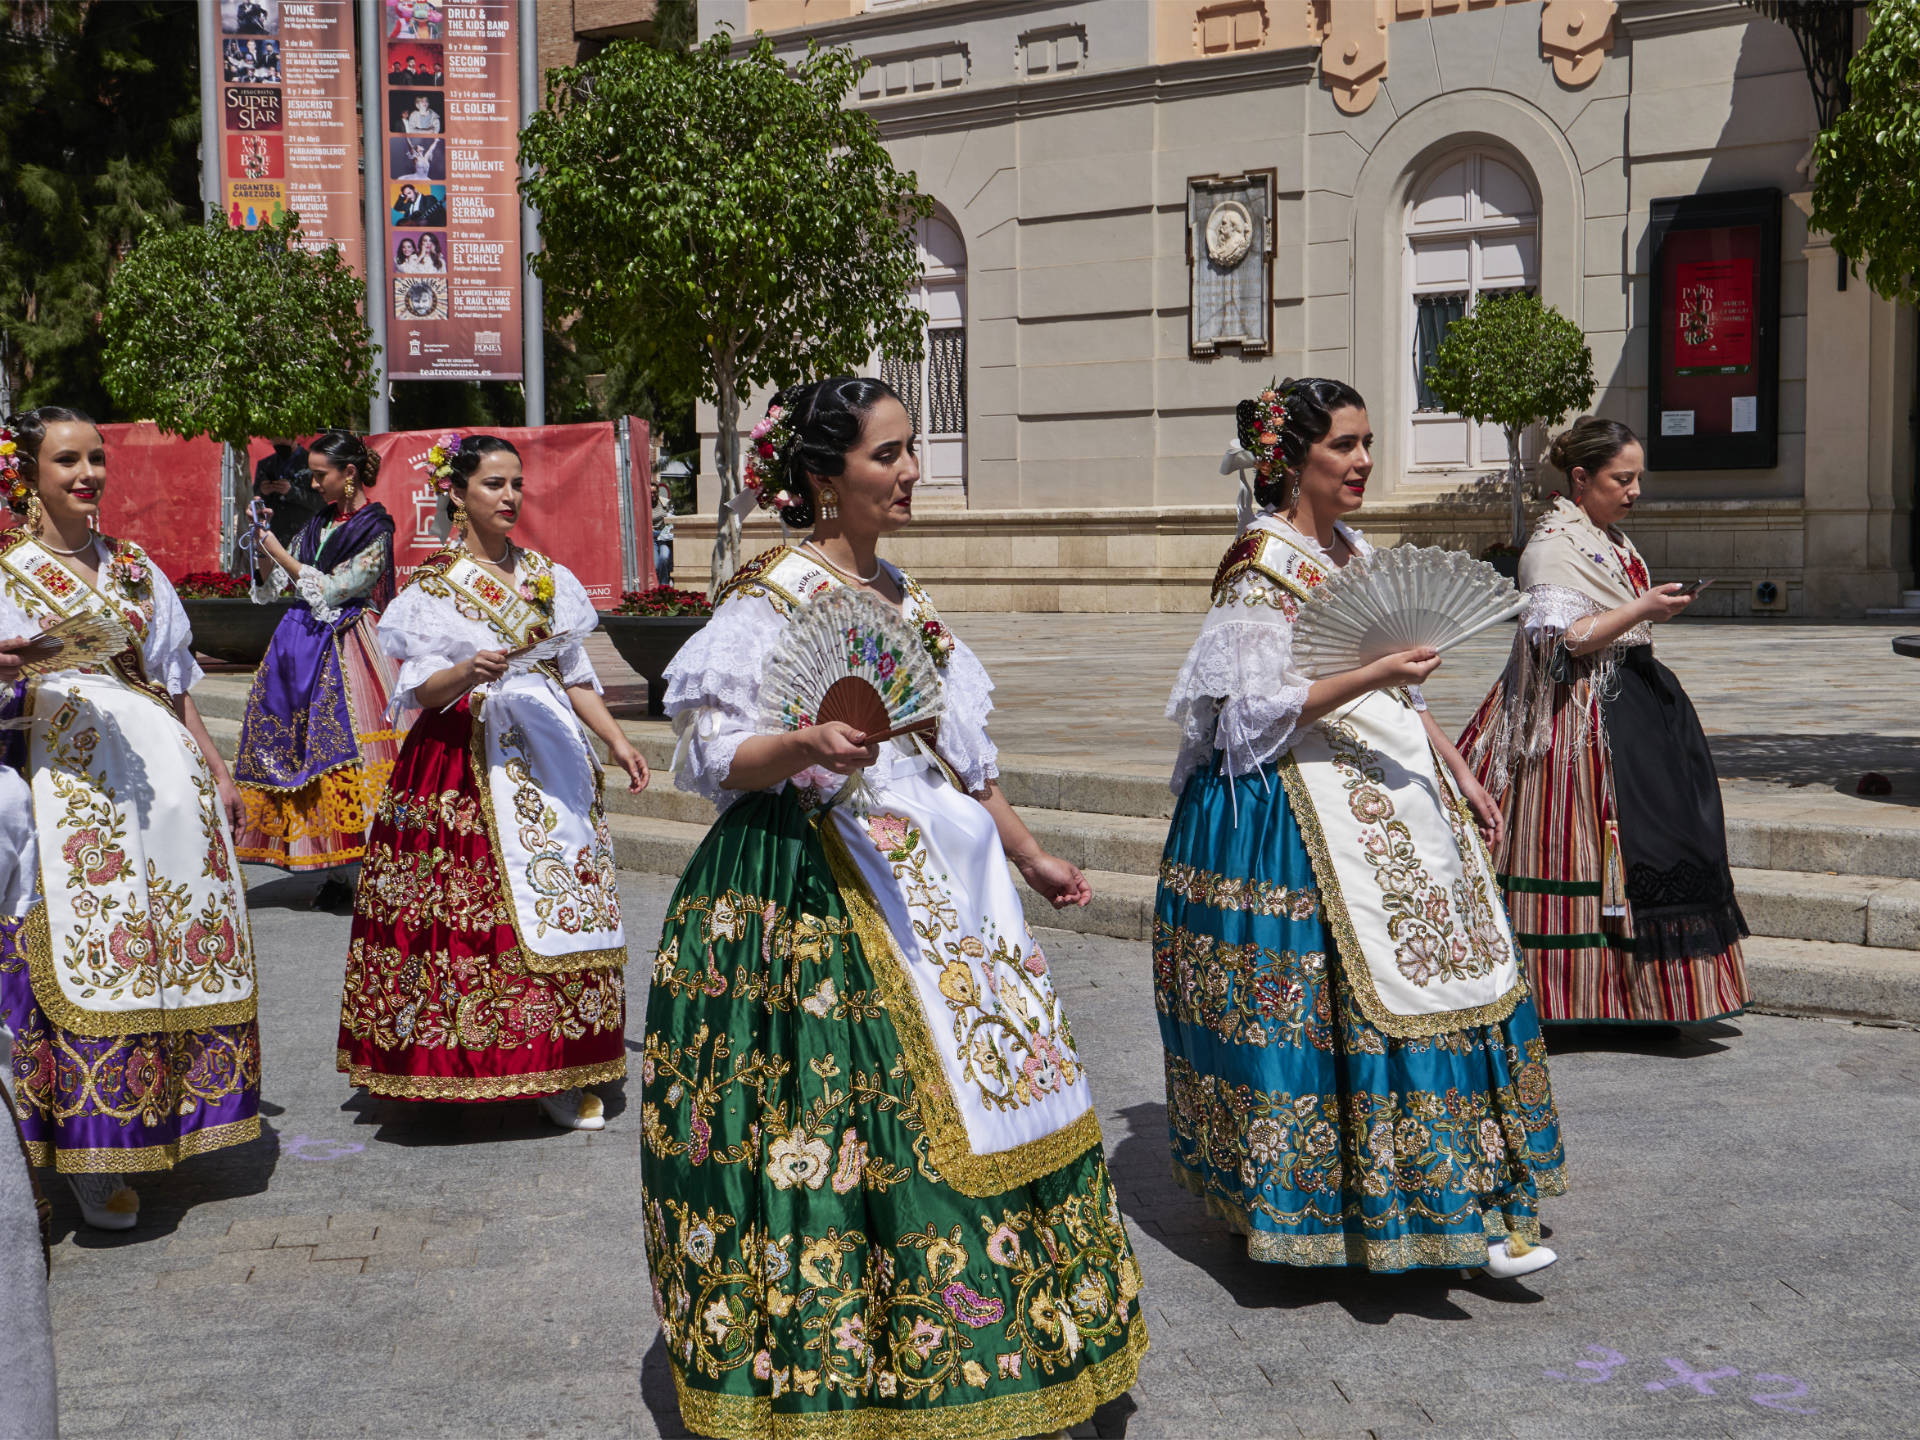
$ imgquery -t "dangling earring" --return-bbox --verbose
[343,474,358,506]
[816,484,839,521]
[23,490,43,531]
[451,501,468,535]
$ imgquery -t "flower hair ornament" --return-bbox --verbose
[730,403,799,520]
[426,431,463,493]
[1219,382,1296,531]
[0,422,25,514]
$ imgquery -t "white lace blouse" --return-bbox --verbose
[663,562,1000,811]
[1166,514,1425,797]
[291,522,392,624]
[0,537,203,698]
[377,553,601,716]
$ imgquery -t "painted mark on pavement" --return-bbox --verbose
[1542,1346,1817,1415]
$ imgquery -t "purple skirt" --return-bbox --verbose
[0,916,262,1174]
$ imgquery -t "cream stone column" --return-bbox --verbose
[1792,191,1914,613]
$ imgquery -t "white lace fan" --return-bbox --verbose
[758,587,946,810]
[1291,545,1527,678]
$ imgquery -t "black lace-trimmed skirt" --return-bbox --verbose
[1602,645,1750,964]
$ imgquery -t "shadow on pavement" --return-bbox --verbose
[1542,1020,1740,1057]
[48,1117,282,1250]
[1110,1102,1550,1323]
[337,1078,629,1146]
[640,1331,693,1437]
[1708,733,1920,804]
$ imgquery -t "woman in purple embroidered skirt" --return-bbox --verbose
[0,406,261,1232]
[234,429,409,909]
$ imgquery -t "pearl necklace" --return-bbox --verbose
[464,538,515,575]
[804,540,881,585]
[35,529,96,557]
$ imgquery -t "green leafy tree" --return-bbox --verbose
[101,212,376,449]
[1810,0,1920,303]
[0,1,201,413]
[520,29,931,593]
[1421,291,1596,548]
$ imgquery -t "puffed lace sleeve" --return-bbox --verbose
[0,764,35,918]
[295,532,389,622]
[662,592,785,809]
[1520,583,1605,639]
[934,634,998,793]
[1165,570,1312,797]
[378,581,466,717]
[142,564,205,696]
[547,563,602,692]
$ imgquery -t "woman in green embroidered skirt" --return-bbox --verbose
[643,378,1147,1439]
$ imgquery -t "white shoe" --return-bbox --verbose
[68,1173,140,1231]
[1482,1235,1557,1279]
[538,1088,605,1132]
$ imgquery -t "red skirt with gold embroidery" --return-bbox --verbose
[336,699,626,1101]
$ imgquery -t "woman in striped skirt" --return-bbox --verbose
[1459,417,1751,1025]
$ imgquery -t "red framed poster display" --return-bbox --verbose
[1646,188,1780,470]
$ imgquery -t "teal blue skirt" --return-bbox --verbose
[1153,756,1568,1270]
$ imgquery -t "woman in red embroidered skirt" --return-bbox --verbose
[337,434,649,1129]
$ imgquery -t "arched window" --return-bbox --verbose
[880,212,966,502]
[1404,150,1538,473]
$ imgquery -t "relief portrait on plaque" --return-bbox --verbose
[1187,171,1275,356]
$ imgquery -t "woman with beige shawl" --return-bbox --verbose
[1460,417,1750,1025]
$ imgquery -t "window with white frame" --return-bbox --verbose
[1405,150,1539,472]
[879,212,966,502]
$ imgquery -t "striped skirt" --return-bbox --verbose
[1459,656,1750,1024]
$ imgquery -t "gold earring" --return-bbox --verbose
[817,485,839,520]
[451,501,467,533]
[24,491,43,530]
[344,476,358,503]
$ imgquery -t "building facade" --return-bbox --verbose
[666,0,1914,615]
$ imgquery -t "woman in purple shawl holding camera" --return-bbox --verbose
[234,429,410,909]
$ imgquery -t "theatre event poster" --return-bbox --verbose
[381,0,524,380]
[1673,257,1755,376]
[217,0,363,276]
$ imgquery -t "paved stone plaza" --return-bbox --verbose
[39,861,1920,1439]
[35,614,1920,1438]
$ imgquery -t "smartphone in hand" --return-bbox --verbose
[1673,578,1716,597]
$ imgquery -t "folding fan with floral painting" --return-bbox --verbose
[757,587,947,811]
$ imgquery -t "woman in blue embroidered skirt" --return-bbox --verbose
[1155,380,1567,1275]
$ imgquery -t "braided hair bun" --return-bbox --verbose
[1236,378,1366,510]
[753,376,906,529]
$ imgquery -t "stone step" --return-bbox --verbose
[1731,866,1920,950]
[1740,937,1920,1024]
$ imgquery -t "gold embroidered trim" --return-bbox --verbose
[1157,859,1320,919]
[335,1049,626,1100]
[670,1311,1148,1440]
[465,706,628,977]
[1275,758,1523,1041]
[23,1114,262,1175]
[1170,1160,1551,1268]
[816,819,1103,1200]
[20,901,260,1038]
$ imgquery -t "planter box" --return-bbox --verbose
[181,597,295,666]
[598,614,709,717]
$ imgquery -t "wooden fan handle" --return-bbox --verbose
[860,715,939,745]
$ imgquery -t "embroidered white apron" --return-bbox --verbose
[435,552,625,972]
[740,548,1100,1196]
[1223,524,1524,1039]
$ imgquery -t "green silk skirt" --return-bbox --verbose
[640,787,1148,1440]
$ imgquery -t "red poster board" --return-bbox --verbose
[367,422,636,607]
[95,423,226,579]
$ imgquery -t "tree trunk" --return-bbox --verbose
[708,364,741,600]
[1506,426,1527,551]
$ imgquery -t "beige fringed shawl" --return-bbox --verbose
[1465,497,1652,792]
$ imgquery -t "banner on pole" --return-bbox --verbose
[380,0,524,380]
[216,0,364,274]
